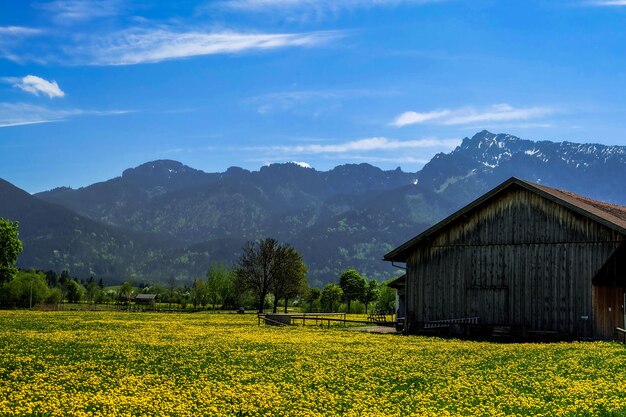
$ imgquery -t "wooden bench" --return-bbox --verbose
[368,312,388,322]
[423,317,480,329]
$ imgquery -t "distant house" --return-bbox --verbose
[384,177,626,339]
[134,294,158,304]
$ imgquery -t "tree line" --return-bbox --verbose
[230,237,395,314]
[0,218,396,313]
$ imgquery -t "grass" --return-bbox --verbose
[0,311,625,416]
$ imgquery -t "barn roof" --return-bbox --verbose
[387,275,405,288]
[384,177,626,262]
[134,293,157,301]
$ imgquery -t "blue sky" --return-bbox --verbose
[2,0,626,193]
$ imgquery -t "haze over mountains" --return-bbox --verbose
[3,130,626,286]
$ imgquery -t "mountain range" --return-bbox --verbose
[3,130,626,287]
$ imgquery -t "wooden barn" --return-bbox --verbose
[133,293,157,304]
[384,177,626,339]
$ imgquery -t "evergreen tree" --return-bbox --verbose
[45,270,58,287]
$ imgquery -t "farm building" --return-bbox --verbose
[384,177,626,340]
[133,293,157,304]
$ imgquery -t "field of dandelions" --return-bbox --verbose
[1,311,625,416]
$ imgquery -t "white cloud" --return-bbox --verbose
[0,102,132,128]
[36,0,123,23]
[0,26,43,36]
[0,26,44,64]
[157,136,457,170]
[248,89,396,114]
[80,29,342,65]
[220,0,443,13]
[392,109,452,126]
[0,27,45,63]
[464,122,554,130]
[392,104,554,127]
[336,155,432,164]
[215,0,445,23]
[251,154,432,166]
[585,0,626,5]
[0,26,45,64]
[10,75,65,98]
[251,136,460,154]
[254,91,341,114]
[0,18,342,66]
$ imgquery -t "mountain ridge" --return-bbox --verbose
[0,178,175,279]
[418,130,626,206]
[3,130,625,286]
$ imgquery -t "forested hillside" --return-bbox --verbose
[2,131,624,286]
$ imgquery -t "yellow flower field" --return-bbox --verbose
[0,311,625,417]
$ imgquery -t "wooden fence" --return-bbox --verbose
[257,312,395,328]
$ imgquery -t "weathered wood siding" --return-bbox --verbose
[405,185,623,338]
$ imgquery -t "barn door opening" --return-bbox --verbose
[591,243,626,339]
[592,285,625,339]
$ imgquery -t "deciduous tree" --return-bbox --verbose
[85,276,100,304]
[271,247,307,313]
[206,262,234,310]
[338,269,365,313]
[321,284,342,313]
[376,279,397,314]
[118,281,134,305]
[65,279,85,303]
[361,279,379,313]
[304,287,321,312]
[0,218,22,284]
[191,278,209,308]
[0,270,48,308]
[236,238,306,313]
